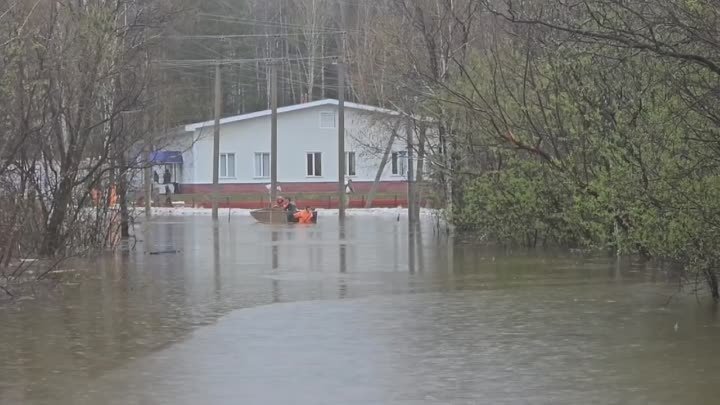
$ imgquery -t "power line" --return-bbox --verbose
[155,55,341,68]
[166,31,345,40]
[197,12,341,33]
[184,38,228,59]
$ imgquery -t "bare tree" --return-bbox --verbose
[0,0,175,295]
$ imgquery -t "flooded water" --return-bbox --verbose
[1,215,719,404]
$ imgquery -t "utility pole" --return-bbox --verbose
[144,144,152,218]
[337,35,346,220]
[212,63,222,220]
[270,61,278,204]
[240,87,246,114]
[321,41,326,99]
[406,115,415,228]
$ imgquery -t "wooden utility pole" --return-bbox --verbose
[144,144,152,218]
[240,87,246,114]
[406,115,416,228]
[212,63,222,220]
[270,61,279,204]
[321,41,326,99]
[337,46,346,219]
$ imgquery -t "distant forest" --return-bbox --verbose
[162,0,397,125]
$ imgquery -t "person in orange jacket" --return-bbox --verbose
[109,185,117,207]
[293,207,315,224]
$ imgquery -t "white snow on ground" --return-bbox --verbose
[142,206,440,218]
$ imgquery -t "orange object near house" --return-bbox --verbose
[109,186,117,206]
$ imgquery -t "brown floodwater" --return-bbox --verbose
[1,215,718,404]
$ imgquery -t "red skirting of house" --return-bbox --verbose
[165,182,410,209]
[192,198,407,209]
[178,181,407,194]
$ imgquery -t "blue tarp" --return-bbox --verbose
[149,151,183,164]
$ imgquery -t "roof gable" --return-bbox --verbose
[185,99,399,132]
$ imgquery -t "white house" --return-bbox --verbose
[161,99,412,195]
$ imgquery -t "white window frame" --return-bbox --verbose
[319,111,337,129]
[391,151,407,176]
[306,152,323,177]
[345,151,356,177]
[254,152,270,178]
[220,153,236,178]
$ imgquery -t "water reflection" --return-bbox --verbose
[213,224,221,296]
[1,216,716,405]
[309,227,321,272]
[272,279,280,303]
[415,222,424,273]
[271,230,279,270]
[407,220,427,274]
[339,225,347,274]
[339,225,348,299]
[393,221,400,272]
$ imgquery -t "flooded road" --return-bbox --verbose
[1,215,719,404]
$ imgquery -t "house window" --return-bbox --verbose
[254,152,270,178]
[391,151,407,176]
[306,152,322,177]
[345,151,356,176]
[220,153,236,178]
[320,111,336,129]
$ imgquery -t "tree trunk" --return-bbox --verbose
[118,157,130,239]
[366,126,397,208]
[41,176,74,255]
[706,269,719,301]
[415,123,426,207]
[439,122,456,234]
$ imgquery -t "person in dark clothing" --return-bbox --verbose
[163,168,171,184]
[153,170,159,184]
[284,198,298,222]
[285,198,297,212]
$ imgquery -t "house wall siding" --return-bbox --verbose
[184,105,408,188]
[179,180,407,194]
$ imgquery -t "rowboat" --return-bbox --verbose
[250,208,290,224]
[250,208,318,225]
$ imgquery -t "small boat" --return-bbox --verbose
[250,208,318,225]
[250,208,290,224]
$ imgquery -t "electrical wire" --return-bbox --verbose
[165,31,346,39]
[155,55,341,68]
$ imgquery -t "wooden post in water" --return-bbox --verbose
[270,61,279,204]
[212,63,222,220]
[406,115,416,229]
[337,58,346,220]
[144,144,153,218]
